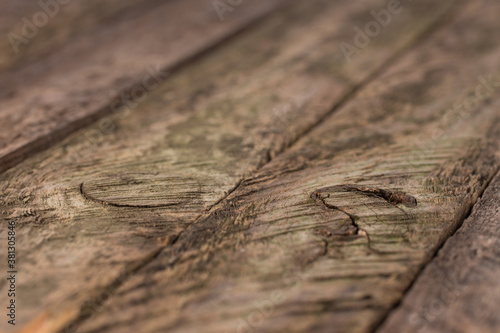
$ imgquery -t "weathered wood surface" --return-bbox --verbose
[0,0,457,331]
[0,0,292,174]
[0,0,461,332]
[71,0,500,332]
[2,0,500,332]
[377,171,500,333]
[0,0,149,71]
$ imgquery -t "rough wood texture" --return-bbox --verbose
[72,1,500,332]
[377,171,500,333]
[0,0,151,71]
[0,0,292,174]
[0,0,456,331]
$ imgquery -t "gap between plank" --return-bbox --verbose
[370,163,500,333]
[0,0,294,175]
[61,2,466,332]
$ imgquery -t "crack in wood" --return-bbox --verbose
[79,182,184,208]
[311,185,417,251]
[311,186,371,248]
[339,185,417,207]
[372,165,500,333]
[58,245,167,333]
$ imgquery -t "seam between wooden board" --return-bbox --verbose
[0,0,295,176]
[58,2,468,332]
[167,0,467,250]
[283,0,466,152]
[370,164,500,333]
[2,0,174,74]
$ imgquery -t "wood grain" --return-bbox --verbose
[72,1,500,332]
[0,0,153,71]
[377,171,500,333]
[0,0,292,174]
[0,0,456,332]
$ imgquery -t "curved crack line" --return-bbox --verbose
[79,182,184,208]
[311,187,372,249]
[310,185,418,251]
[337,184,417,207]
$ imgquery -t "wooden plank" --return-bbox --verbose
[377,171,500,333]
[0,0,158,72]
[0,0,292,174]
[0,0,456,332]
[72,1,500,332]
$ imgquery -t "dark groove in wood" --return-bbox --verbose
[59,246,166,333]
[370,164,500,333]
[311,186,372,247]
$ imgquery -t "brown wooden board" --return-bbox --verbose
[377,171,500,333]
[0,0,152,71]
[70,0,500,332]
[0,0,292,174]
[0,0,460,332]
